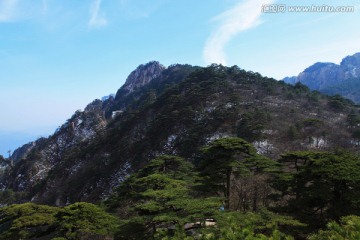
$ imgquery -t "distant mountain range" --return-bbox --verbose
[283,52,360,103]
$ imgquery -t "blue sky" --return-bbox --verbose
[1,0,360,156]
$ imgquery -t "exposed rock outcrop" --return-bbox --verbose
[122,61,166,93]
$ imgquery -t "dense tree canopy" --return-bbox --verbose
[198,137,277,211]
[309,215,360,240]
[1,138,360,239]
[108,155,219,239]
[273,151,360,229]
[0,202,117,240]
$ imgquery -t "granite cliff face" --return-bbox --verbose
[283,53,360,102]
[122,61,166,93]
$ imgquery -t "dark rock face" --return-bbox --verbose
[122,61,166,93]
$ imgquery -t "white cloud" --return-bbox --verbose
[0,0,19,22]
[88,0,107,28]
[203,0,274,65]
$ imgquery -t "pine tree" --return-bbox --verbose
[198,137,277,211]
[273,151,360,229]
[109,155,219,239]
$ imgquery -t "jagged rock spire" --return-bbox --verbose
[122,61,166,93]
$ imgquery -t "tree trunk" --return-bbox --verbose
[225,167,232,210]
[252,185,258,212]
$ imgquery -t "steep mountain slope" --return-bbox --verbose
[283,52,360,103]
[0,61,197,202]
[1,63,359,205]
[321,77,360,103]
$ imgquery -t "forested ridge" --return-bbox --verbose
[1,64,360,239]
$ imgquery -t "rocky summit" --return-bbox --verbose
[122,61,166,93]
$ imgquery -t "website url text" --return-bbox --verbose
[262,4,355,13]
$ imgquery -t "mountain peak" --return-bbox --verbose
[340,52,360,67]
[122,61,166,93]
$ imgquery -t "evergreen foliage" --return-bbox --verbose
[309,215,360,240]
[0,202,117,240]
[1,140,360,239]
[273,151,360,230]
[1,62,360,239]
[199,137,277,211]
[108,155,220,239]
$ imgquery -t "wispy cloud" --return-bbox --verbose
[0,0,19,22]
[88,0,107,28]
[203,0,274,65]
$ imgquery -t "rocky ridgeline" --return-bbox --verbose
[1,61,171,196]
[284,53,360,97]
